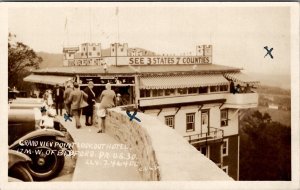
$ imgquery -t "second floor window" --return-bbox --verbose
[210,86,219,92]
[221,109,229,127]
[188,87,198,94]
[140,89,151,98]
[220,85,229,91]
[199,86,208,94]
[165,115,175,129]
[186,113,195,132]
[152,89,163,97]
[178,88,187,95]
[222,139,229,156]
[165,89,175,96]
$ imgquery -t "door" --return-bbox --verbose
[201,110,210,135]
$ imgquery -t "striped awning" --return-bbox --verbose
[224,72,260,85]
[139,74,229,89]
[24,74,73,85]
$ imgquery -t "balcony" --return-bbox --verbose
[183,127,224,145]
[139,93,226,108]
[223,92,258,109]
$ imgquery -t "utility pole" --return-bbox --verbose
[115,42,118,66]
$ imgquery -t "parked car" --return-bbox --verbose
[8,150,33,182]
[8,106,75,181]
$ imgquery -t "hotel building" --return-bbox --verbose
[25,43,259,180]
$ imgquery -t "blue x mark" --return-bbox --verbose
[64,113,72,122]
[126,111,141,122]
[40,106,47,113]
[264,46,274,59]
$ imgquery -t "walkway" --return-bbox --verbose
[59,116,141,181]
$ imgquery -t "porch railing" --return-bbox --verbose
[183,127,224,144]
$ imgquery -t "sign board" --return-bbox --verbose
[65,56,212,66]
[103,56,212,65]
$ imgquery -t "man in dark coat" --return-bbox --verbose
[64,84,73,115]
[53,84,64,116]
[83,81,96,126]
[66,82,88,129]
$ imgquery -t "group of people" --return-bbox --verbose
[42,81,117,133]
[230,81,252,94]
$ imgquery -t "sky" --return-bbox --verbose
[7,4,291,75]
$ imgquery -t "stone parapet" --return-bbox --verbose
[93,105,233,181]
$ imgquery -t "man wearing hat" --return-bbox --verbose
[83,81,96,126]
[53,84,64,116]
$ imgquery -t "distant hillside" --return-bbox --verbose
[37,52,63,68]
[247,72,290,90]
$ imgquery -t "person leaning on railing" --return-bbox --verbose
[97,83,116,133]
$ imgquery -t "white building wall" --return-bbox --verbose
[144,104,241,138]
[144,106,240,138]
[222,109,239,137]
[209,106,220,128]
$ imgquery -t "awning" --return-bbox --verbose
[224,72,260,85]
[24,74,73,85]
[139,74,229,89]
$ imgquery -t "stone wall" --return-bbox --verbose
[93,105,233,181]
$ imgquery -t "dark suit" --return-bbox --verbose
[53,87,64,115]
[83,87,96,125]
[66,89,88,128]
[64,87,73,114]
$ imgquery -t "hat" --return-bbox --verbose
[73,82,79,88]
[117,93,121,97]
[88,81,94,85]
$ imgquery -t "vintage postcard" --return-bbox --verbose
[0,2,299,190]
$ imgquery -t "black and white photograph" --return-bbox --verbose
[0,2,299,190]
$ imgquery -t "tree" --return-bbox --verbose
[8,33,42,90]
[239,110,291,180]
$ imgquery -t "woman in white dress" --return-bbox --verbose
[47,90,54,107]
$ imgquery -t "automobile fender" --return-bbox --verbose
[9,129,65,149]
[8,150,31,169]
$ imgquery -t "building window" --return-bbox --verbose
[93,47,96,51]
[221,109,229,127]
[188,87,198,94]
[220,85,229,91]
[68,53,72,57]
[178,88,187,95]
[89,52,92,56]
[186,113,195,132]
[81,53,84,56]
[210,86,219,92]
[199,146,209,158]
[152,89,163,97]
[97,52,100,56]
[140,89,150,98]
[199,86,208,94]
[222,166,228,174]
[165,115,175,129]
[165,89,175,96]
[121,48,124,52]
[222,139,229,156]
[85,52,88,56]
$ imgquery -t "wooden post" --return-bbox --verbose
[134,75,140,107]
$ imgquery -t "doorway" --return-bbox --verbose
[201,110,210,135]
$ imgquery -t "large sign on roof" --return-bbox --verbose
[104,56,212,65]
[64,56,212,66]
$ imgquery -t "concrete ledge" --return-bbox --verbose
[94,106,233,181]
